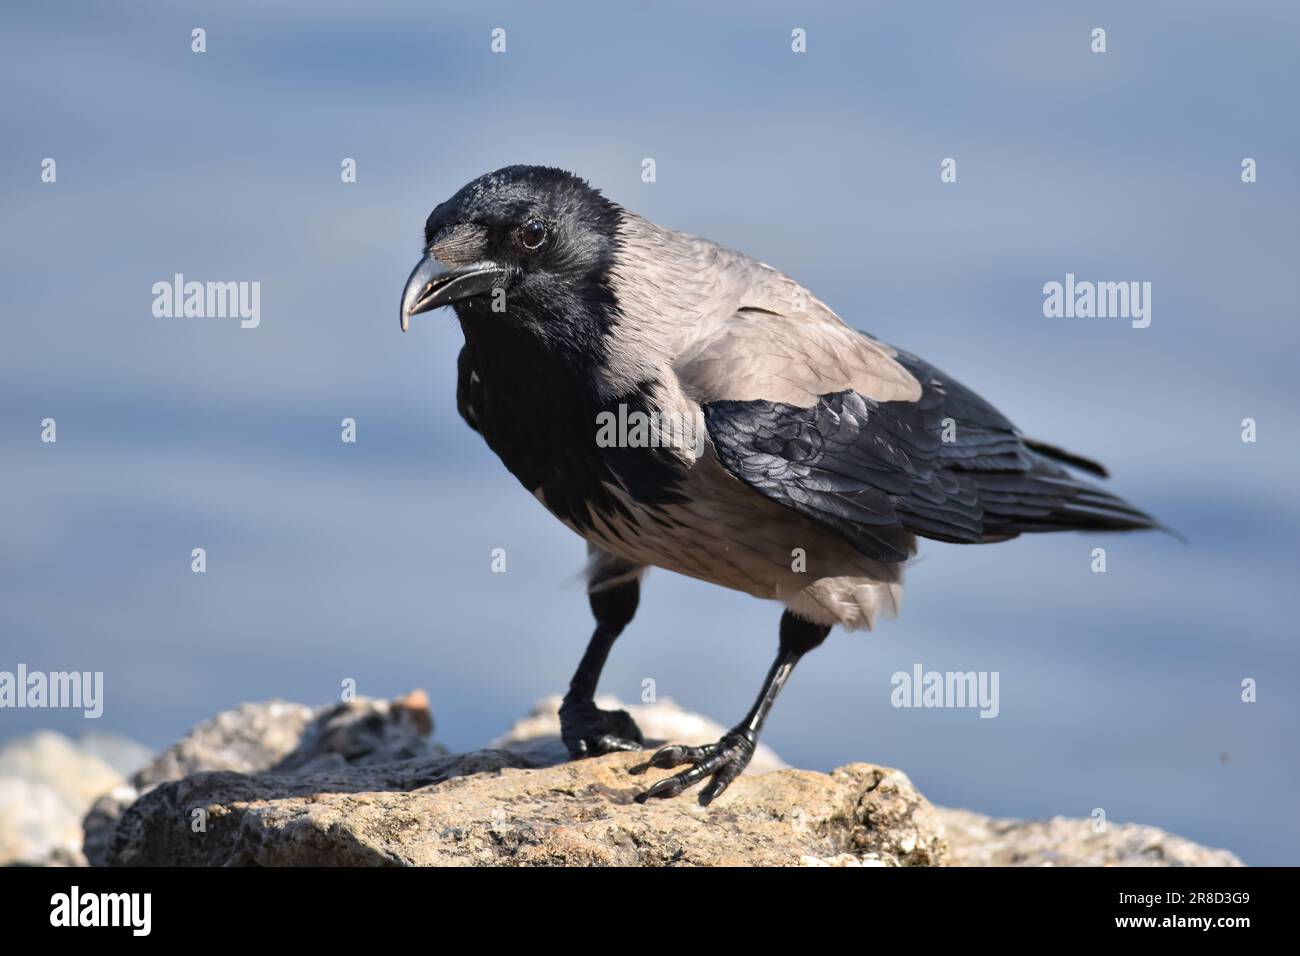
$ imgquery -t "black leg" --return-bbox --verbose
[632,610,831,805]
[559,578,646,758]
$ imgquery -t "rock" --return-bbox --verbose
[935,808,1243,867]
[83,694,444,866]
[81,787,140,869]
[491,694,786,774]
[80,700,309,867]
[0,777,84,866]
[129,700,310,790]
[132,695,443,792]
[81,693,1243,867]
[0,731,129,866]
[104,751,946,866]
[489,697,1240,864]
[391,689,435,737]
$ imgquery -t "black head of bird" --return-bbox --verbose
[401,165,622,368]
[400,164,1163,806]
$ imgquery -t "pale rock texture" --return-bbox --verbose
[936,807,1242,867]
[0,693,1245,867]
[84,692,441,866]
[94,694,1242,867]
[0,731,143,866]
[104,751,946,866]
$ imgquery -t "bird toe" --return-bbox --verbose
[632,730,755,805]
[559,697,646,760]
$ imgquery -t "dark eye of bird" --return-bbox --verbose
[519,218,547,251]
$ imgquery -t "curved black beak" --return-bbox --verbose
[400,256,505,331]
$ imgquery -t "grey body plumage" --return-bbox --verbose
[400,165,1158,803]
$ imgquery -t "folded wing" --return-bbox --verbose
[699,337,1158,563]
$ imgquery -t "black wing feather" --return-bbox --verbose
[703,346,1157,563]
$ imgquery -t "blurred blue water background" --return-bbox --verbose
[2,1,1297,863]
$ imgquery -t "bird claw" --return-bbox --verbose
[631,729,756,805]
[559,696,645,759]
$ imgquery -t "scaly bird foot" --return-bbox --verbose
[559,695,645,758]
[630,729,756,805]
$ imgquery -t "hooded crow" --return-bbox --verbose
[400,165,1159,805]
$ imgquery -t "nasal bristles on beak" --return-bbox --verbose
[430,223,488,267]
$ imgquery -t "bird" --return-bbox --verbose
[399,165,1160,805]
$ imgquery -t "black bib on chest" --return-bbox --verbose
[457,313,687,534]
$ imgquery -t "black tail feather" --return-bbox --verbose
[968,456,1179,541]
[1021,437,1109,478]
